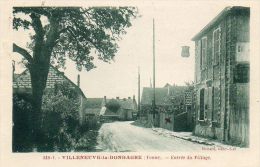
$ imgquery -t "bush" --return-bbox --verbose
[13,82,101,152]
[13,94,33,152]
[39,82,82,151]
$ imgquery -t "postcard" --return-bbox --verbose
[0,0,260,167]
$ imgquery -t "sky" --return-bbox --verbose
[12,2,246,99]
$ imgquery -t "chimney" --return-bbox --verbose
[12,60,15,73]
[133,95,135,100]
[116,97,119,100]
[77,74,80,87]
[104,96,107,103]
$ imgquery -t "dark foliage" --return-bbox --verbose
[105,99,121,112]
[13,7,138,148]
[13,82,101,152]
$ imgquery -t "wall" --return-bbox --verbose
[193,9,250,146]
[173,112,189,132]
[229,84,249,146]
[194,16,227,141]
[159,113,174,131]
[227,11,249,146]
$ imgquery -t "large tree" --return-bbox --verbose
[13,7,138,148]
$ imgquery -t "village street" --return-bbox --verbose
[96,121,204,152]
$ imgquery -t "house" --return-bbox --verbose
[100,96,138,121]
[83,98,103,117]
[192,6,249,146]
[82,98,103,128]
[140,87,172,115]
[83,98,103,120]
[140,84,193,131]
[13,65,87,123]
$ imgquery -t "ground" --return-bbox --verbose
[96,121,206,152]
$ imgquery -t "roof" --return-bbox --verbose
[104,98,137,110]
[100,107,106,115]
[13,73,20,80]
[100,97,137,116]
[13,65,86,98]
[192,6,250,41]
[85,108,101,115]
[164,83,171,88]
[141,85,188,106]
[83,98,103,109]
[141,87,170,106]
[119,99,137,110]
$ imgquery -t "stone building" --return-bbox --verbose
[140,84,194,131]
[13,65,87,123]
[192,6,249,146]
[100,96,138,121]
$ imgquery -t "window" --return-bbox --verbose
[234,64,249,83]
[201,37,207,69]
[212,87,220,122]
[198,40,202,70]
[199,88,205,120]
[213,28,221,65]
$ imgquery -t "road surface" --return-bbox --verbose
[96,121,204,152]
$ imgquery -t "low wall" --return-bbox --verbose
[194,123,224,141]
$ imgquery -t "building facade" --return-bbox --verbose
[192,6,249,146]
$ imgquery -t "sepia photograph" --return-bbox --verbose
[12,4,250,152]
[1,0,260,167]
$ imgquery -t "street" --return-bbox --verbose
[96,121,204,152]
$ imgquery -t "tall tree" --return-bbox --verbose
[13,7,138,149]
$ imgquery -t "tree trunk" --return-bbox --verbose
[29,61,50,150]
[14,14,58,150]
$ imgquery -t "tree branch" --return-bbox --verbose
[13,43,33,63]
[30,13,44,39]
[45,18,59,54]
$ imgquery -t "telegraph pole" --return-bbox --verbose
[138,66,141,117]
[152,18,156,121]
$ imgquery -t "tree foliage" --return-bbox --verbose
[13,7,138,148]
[105,99,121,112]
[13,7,138,70]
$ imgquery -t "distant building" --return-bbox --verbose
[83,98,103,117]
[140,87,172,116]
[192,6,249,146]
[13,65,86,123]
[83,98,103,128]
[100,96,138,121]
[140,84,194,131]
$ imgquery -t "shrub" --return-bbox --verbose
[13,94,33,152]
[40,82,81,151]
[13,81,102,152]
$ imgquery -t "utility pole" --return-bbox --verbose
[138,66,141,117]
[152,18,156,122]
